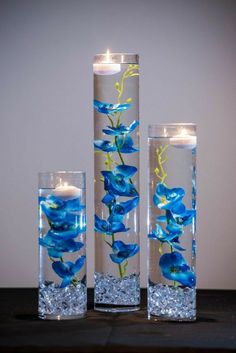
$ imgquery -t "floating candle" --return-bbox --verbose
[93,49,121,75]
[170,128,197,149]
[54,182,80,200]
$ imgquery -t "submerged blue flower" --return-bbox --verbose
[39,234,84,258]
[94,214,129,235]
[94,140,117,152]
[111,196,139,216]
[40,197,86,231]
[159,251,196,287]
[52,256,86,288]
[148,224,184,251]
[94,99,131,115]
[102,165,138,197]
[46,225,85,240]
[103,120,139,136]
[153,183,185,210]
[116,135,139,153]
[171,206,196,226]
[101,192,116,206]
[110,240,139,264]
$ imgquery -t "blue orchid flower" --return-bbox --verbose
[153,183,185,210]
[110,240,139,264]
[116,135,139,153]
[65,198,85,212]
[94,99,131,115]
[159,251,196,287]
[148,224,185,251]
[43,195,85,213]
[40,199,86,231]
[94,140,117,152]
[101,192,116,206]
[52,256,86,288]
[94,214,129,235]
[103,120,139,136]
[171,204,196,226]
[46,225,85,240]
[39,234,84,258]
[111,196,139,216]
[102,165,138,197]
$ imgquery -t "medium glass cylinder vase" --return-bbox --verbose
[38,171,86,320]
[93,52,140,312]
[148,124,197,321]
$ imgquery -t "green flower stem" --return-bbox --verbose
[107,114,114,127]
[119,263,123,278]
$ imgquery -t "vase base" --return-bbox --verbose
[148,283,196,322]
[94,303,140,313]
[39,313,86,320]
[147,313,196,322]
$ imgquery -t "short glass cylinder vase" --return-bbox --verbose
[93,52,140,312]
[147,124,197,321]
[38,171,86,320]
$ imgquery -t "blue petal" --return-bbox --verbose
[94,214,110,234]
[48,226,84,240]
[60,277,72,288]
[103,120,139,136]
[41,202,67,222]
[102,169,138,197]
[45,195,65,208]
[94,99,131,115]
[116,136,139,154]
[102,193,116,205]
[112,196,139,215]
[129,120,139,133]
[48,248,63,258]
[110,253,125,264]
[115,165,137,178]
[171,202,186,215]
[156,215,167,222]
[94,214,128,235]
[153,183,185,210]
[159,252,195,287]
[65,198,85,212]
[174,209,196,226]
[72,255,86,274]
[171,242,186,251]
[52,261,74,278]
[111,241,139,259]
[166,222,183,235]
[112,240,126,252]
[94,140,117,152]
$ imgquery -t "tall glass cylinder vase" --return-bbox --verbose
[93,52,140,312]
[38,171,86,320]
[148,124,197,321]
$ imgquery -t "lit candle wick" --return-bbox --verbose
[93,49,121,75]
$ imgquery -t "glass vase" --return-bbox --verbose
[38,171,86,320]
[147,124,197,321]
[93,52,140,312]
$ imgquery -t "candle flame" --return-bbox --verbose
[106,49,110,63]
[63,182,68,187]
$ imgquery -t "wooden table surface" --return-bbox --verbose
[0,288,236,353]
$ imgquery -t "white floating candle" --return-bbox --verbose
[93,49,121,75]
[170,128,197,149]
[54,183,80,200]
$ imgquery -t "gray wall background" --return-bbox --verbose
[1,0,236,288]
